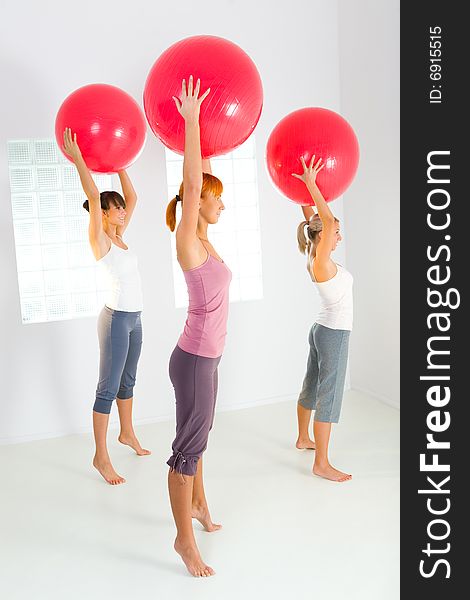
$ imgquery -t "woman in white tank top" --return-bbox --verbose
[293,155,353,482]
[63,128,149,486]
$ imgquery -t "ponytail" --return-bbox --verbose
[297,220,310,254]
[297,214,324,259]
[166,196,178,232]
[297,214,339,259]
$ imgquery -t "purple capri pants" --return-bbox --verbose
[167,345,221,476]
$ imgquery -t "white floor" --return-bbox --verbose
[0,390,399,600]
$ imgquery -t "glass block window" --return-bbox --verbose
[8,139,112,324]
[165,136,263,307]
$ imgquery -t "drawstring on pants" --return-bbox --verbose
[170,450,187,484]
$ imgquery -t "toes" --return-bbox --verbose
[136,448,151,456]
[192,564,214,577]
[190,565,199,577]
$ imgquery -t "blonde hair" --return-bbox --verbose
[297,214,339,259]
[166,172,224,232]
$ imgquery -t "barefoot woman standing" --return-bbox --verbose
[63,129,150,486]
[294,155,353,482]
[165,77,231,577]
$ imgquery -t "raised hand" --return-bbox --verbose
[172,76,210,124]
[62,127,82,163]
[292,155,325,188]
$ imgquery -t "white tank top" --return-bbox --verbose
[311,260,353,331]
[98,243,143,312]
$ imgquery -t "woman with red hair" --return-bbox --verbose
[165,76,232,577]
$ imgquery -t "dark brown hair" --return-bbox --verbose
[82,191,126,212]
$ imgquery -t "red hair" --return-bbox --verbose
[166,173,223,232]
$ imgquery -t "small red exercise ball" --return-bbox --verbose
[143,35,263,158]
[266,107,359,205]
[55,84,147,173]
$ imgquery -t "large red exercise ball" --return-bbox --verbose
[266,107,359,205]
[55,84,147,173]
[143,35,263,158]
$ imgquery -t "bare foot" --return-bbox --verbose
[93,455,126,485]
[118,433,151,456]
[296,437,316,450]
[192,504,222,532]
[174,538,215,577]
[313,461,352,482]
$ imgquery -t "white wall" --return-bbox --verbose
[338,0,400,407]
[0,0,346,442]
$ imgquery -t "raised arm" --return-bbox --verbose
[301,204,315,222]
[172,76,210,255]
[292,155,337,275]
[116,170,137,235]
[62,128,108,259]
[202,158,212,175]
[180,158,212,189]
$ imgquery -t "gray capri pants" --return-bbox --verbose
[93,306,143,415]
[298,322,350,423]
[167,345,221,477]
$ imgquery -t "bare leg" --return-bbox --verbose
[312,421,351,482]
[296,402,316,449]
[191,458,222,532]
[117,397,151,455]
[92,410,125,485]
[168,469,215,577]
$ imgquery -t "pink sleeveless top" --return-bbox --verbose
[178,253,232,358]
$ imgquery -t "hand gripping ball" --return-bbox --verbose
[266,107,359,205]
[55,84,147,173]
[143,35,263,158]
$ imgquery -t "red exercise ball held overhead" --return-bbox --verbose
[55,84,147,173]
[266,107,360,205]
[143,35,263,158]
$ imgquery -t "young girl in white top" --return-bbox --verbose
[294,155,353,482]
[63,128,150,486]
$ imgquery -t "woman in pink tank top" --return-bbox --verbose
[165,77,231,578]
